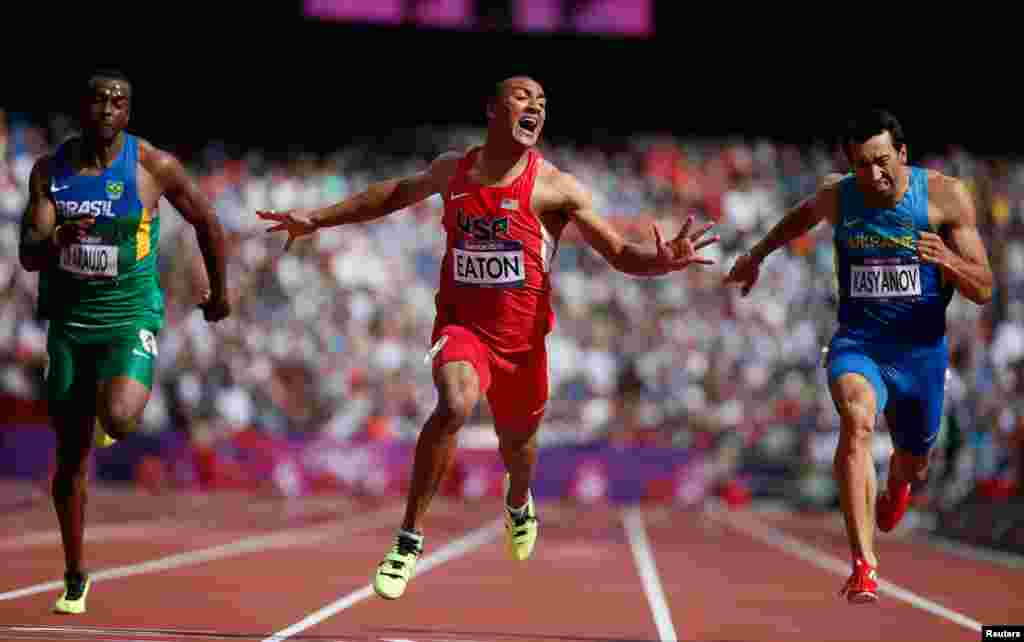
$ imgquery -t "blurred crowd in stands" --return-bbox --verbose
[1,106,1022,508]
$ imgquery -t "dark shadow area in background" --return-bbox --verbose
[2,1,1018,159]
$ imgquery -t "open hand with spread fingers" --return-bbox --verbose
[651,215,719,274]
[257,209,319,252]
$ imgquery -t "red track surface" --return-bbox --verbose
[0,485,1019,642]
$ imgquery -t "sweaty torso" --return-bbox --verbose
[435,147,569,353]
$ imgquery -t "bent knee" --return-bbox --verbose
[434,365,481,428]
[99,402,142,440]
[839,403,876,446]
[434,391,478,429]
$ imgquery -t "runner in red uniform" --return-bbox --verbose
[258,76,718,600]
[432,144,554,442]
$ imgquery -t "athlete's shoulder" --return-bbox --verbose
[818,172,850,191]
[816,172,848,207]
[925,168,971,204]
[134,137,186,180]
[535,159,587,214]
[134,136,167,164]
[533,156,560,184]
[924,167,964,192]
[23,154,55,199]
[535,151,575,186]
[925,168,974,222]
[536,154,561,178]
[426,149,467,188]
[53,135,79,158]
[431,148,466,168]
[41,136,79,175]
[30,151,57,176]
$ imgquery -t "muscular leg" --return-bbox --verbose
[51,404,96,577]
[96,376,151,440]
[498,429,540,508]
[400,361,480,532]
[830,373,880,568]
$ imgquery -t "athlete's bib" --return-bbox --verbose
[453,240,526,288]
[59,240,119,279]
[850,259,921,299]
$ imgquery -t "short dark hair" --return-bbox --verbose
[85,67,132,93]
[842,109,905,153]
[491,75,540,101]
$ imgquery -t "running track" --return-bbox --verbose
[0,485,1019,642]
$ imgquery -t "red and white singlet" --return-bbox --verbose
[435,147,558,354]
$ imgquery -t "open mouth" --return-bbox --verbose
[518,116,538,133]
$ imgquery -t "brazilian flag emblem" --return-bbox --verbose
[106,180,125,200]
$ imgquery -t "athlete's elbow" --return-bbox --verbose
[193,213,225,241]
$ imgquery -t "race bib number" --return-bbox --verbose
[59,242,119,278]
[453,240,526,288]
[850,262,921,299]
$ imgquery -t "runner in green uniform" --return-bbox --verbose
[18,68,231,614]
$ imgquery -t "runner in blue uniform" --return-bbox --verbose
[725,109,993,603]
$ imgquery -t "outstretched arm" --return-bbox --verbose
[556,169,717,276]
[258,152,461,251]
[920,174,993,305]
[724,172,841,295]
[144,144,230,321]
[750,172,842,263]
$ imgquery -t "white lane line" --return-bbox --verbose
[0,505,402,602]
[262,518,504,642]
[717,510,982,633]
[0,496,349,550]
[622,507,678,642]
[0,522,193,551]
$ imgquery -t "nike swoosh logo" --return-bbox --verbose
[132,349,151,359]
[51,183,71,192]
[844,218,862,227]
[451,192,470,200]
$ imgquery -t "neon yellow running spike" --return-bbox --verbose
[503,474,538,561]
[373,533,422,600]
[93,418,116,449]
[53,575,91,614]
